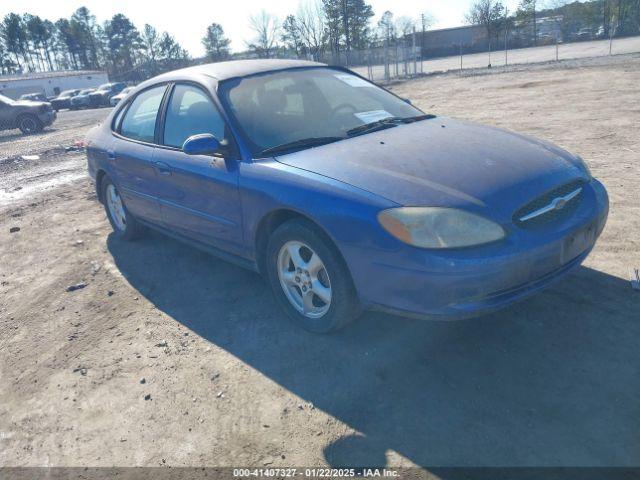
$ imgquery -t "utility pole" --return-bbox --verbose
[420,13,426,73]
[533,0,537,46]
[342,0,350,66]
[609,19,614,55]
[412,26,417,75]
[504,7,509,66]
[384,22,390,82]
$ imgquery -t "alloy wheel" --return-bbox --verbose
[106,184,127,232]
[277,241,332,318]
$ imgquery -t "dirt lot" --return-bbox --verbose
[1,57,639,469]
[0,108,109,206]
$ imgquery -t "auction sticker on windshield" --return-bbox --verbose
[354,110,394,123]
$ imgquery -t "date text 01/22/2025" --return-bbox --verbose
[232,468,400,478]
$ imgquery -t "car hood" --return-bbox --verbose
[273,117,589,222]
[14,100,48,107]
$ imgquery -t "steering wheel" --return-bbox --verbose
[329,103,357,129]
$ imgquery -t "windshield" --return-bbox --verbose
[60,90,76,96]
[121,87,134,95]
[0,93,16,105]
[80,89,94,95]
[218,67,424,157]
[97,84,111,91]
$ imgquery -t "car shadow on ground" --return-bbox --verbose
[107,230,639,468]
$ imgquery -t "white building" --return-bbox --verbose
[0,70,109,99]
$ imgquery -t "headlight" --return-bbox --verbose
[378,207,505,249]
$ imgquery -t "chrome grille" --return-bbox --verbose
[513,179,585,228]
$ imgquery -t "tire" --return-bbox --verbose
[100,175,143,240]
[266,219,361,333]
[17,115,43,134]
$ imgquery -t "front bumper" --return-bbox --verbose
[39,110,57,126]
[351,178,609,320]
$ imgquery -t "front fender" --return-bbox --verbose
[238,160,400,298]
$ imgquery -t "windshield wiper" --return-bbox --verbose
[400,114,437,123]
[346,114,437,137]
[259,136,344,156]
[346,118,401,136]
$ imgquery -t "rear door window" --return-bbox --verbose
[120,85,167,143]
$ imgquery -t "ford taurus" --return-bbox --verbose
[85,60,609,332]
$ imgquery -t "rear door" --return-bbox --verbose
[110,84,168,225]
[152,83,243,252]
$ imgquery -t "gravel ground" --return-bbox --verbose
[0,108,110,205]
[0,107,110,160]
[0,57,639,469]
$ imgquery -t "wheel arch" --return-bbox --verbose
[254,208,351,280]
[15,112,40,128]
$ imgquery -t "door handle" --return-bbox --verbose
[154,161,172,175]
[106,149,116,160]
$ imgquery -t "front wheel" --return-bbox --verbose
[101,175,143,240]
[266,219,361,333]
[18,115,43,134]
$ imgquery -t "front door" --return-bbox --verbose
[153,83,243,253]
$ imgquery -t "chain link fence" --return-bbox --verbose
[304,33,639,84]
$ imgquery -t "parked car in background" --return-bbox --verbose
[109,86,135,106]
[50,89,81,111]
[89,82,127,107]
[70,89,96,109]
[538,33,557,45]
[19,92,49,103]
[86,60,608,333]
[0,92,56,134]
[573,28,594,41]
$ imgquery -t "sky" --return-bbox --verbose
[0,0,521,57]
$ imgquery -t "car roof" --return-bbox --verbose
[144,59,326,85]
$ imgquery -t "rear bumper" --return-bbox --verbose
[351,178,609,320]
[71,100,89,108]
[51,100,69,110]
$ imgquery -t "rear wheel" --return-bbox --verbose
[101,175,143,240]
[266,219,361,333]
[18,115,43,134]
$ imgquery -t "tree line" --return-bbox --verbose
[243,0,433,64]
[0,0,432,79]
[1,0,639,80]
[0,7,192,79]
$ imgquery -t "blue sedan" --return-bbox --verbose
[86,59,609,332]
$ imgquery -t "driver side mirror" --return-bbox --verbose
[182,133,222,156]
